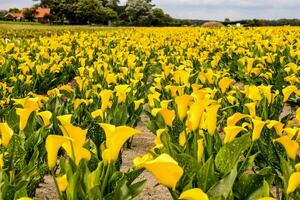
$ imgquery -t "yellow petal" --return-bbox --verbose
[295,163,300,172]
[224,126,247,144]
[142,154,183,189]
[205,104,220,135]
[282,85,298,102]
[60,124,87,147]
[227,113,249,126]
[179,131,187,146]
[287,172,300,193]
[266,120,283,136]
[252,118,266,141]
[257,198,276,200]
[296,108,300,125]
[197,139,204,161]
[57,114,72,125]
[245,102,256,117]
[219,77,234,93]
[134,99,144,111]
[133,154,153,168]
[0,123,13,148]
[159,108,175,127]
[175,95,193,121]
[155,129,166,146]
[100,89,113,110]
[37,111,52,126]
[274,136,299,160]
[258,85,272,104]
[245,85,262,102]
[45,135,71,168]
[56,174,68,192]
[0,154,3,168]
[186,100,206,131]
[16,108,34,131]
[91,109,104,119]
[179,188,209,200]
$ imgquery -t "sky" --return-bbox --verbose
[0,0,299,21]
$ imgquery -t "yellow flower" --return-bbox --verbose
[257,198,276,200]
[179,131,186,146]
[45,135,72,168]
[141,154,183,189]
[266,120,283,136]
[57,114,72,125]
[282,85,298,102]
[159,108,175,127]
[179,188,209,200]
[274,136,299,160]
[245,102,256,117]
[0,154,3,168]
[295,163,300,171]
[154,129,166,146]
[197,139,204,161]
[115,84,130,103]
[218,77,234,93]
[173,69,189,86]
[186,100,206,131]
[56,174,68,192]
[224,126,247,144]
[258,85,272,104]
[287,172,300,193]
[37,111,52,126]
[252,118,266,141]
[227,113,249,126]
[284,127,299,139]
[17,198,32,200]
[133,154,153,168]
[244,85,262,102]
[100,89,113,110]
[175,95,193,121]
[205,104,220,135]
[134,99,144,111]
[296,108,300,124]
[0,123,13,148]
[148,92,161,107]
[91,109,104,119]
[100,124,140,162]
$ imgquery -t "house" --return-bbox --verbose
[4,7,51,23]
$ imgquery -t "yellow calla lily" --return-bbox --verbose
[219,77,234,93]
[224,126,247,144]
[57,114,72,125]
[257,198,276,200]
[296,108,300,124]
[266,120,283,136]
[175,95,194,121]
[0,123,13,148]
[252,118,266,141]
[37,111,52,126]
[179,188,209,200]
[186,100,207,131]
[295,163,300,171]
[115,84,130,103]
[17,198,32,200]
[91,109,104,119]
[287,172,300,194]
[274,136,299,160]
[45,135,72,168]
[205,104,220,135]
[258,85,272,104]
[16,108,34,131]
[245,102,256,117]
[100,89,113,110]
[227,113,249,126]
[244,85,262,102]
[133,154,153,168]
[159,108,175,127]
[134,99,144,110]
[56,174,68,192]
[282,85,298,102]
[179,131,187,146]
[0,154,3,168]
[141,154,183,189]
[154,129,166,146]
[100,124,140,162]
[197,139,204,161]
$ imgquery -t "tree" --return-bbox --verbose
[75,0,102,24]
[8,8,20,13]
[23,7,36,21]
[0,10,8,20]
[125,0,153,25]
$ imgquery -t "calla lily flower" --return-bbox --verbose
[179,188,209,200]
[282,85,298,102]
[91,109,104,119]
[274,136,299,160]
[224,126,247,144]
[134,99,144,110]
[257,198,276,200]
[197,139,204,161]
[252,118,266,141]
[258,85,272,104]
[37,111,52,126]
[245,102,256,117]
[175,95,194,121]
[244,85,262,102]
[179,131,187,146]
[159,108,175,127]
[284,127,299,139]
[173,69,189,86]
[133,154,153,168]
[57,114,72,125]
[140,154,183,189]
[0,123,13,148]
[115,84,130,103]
[205,104,220,135]
[45,135,72,168]
[218,77,234,93]
[186,100,207,131]
[227,113,249,126]
[56,174,68,192]
[266,120,283,136]
[287,172,300,193]
[100,89,113,110]
[100,124,140,162]
[296,108,300,124]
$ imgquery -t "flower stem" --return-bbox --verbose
[51,169,63,200]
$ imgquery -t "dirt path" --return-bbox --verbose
[35,118,171,199]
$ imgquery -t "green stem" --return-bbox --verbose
[100,163,112,199]
[51,169,64,200]
[238,142,254,174]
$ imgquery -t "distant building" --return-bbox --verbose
[4,7,51,23]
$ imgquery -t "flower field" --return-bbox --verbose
[0,26,300,200]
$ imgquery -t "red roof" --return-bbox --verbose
[35,7,51,18]
[5,11,24,18]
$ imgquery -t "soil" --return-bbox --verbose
[35,115,171,200]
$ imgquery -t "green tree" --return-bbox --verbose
[23,7,36,21]
[8,8,20,13]
[0,10,8,20]
[125,0,153,25]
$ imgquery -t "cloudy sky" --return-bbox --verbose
[0,0,299,20]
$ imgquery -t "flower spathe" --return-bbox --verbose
[224,126,247,144]
[287,172,300,194]
[0,123,13,148]
[100,124,140,162]
[252,118,266,141]
[179,188,209,200]
[273,136,299,160]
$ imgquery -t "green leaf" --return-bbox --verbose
[197,156,218,191]
[215,133,251,174]
[247,180,270,200]
[207,164,238,199]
